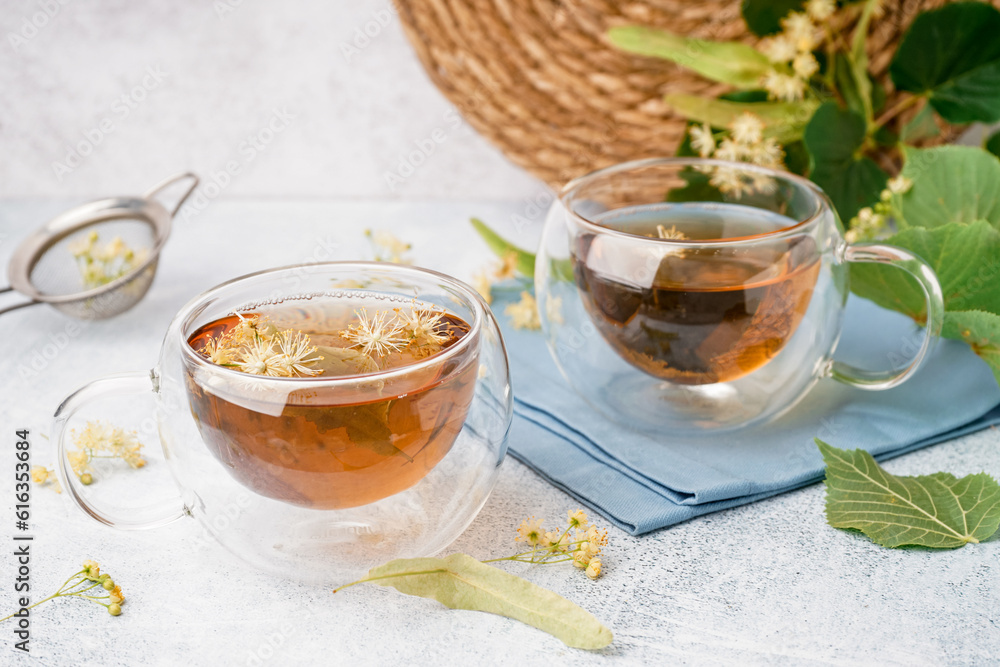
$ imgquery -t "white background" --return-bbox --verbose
[0,0,543,203]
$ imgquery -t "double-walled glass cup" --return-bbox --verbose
[536,158,943,433]
[53,262,512,583]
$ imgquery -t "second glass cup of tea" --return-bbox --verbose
[53,262,512,583]
[536,158,943,432]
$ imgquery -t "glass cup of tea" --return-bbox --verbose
[535,158,943,433]
[53,262,512,583]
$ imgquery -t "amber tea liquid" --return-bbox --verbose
[185,298,477,510]
[574,203,820,385]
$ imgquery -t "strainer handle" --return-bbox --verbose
[0,286,41,317]
[53,371,188,530]
[144,172,200,218]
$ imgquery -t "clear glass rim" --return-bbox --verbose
[175,261,484,388]
[559,157,832,247]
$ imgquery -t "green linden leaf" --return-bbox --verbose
[817,439,1000,548]
[664,94,816,145]
[890,2,1000,124]
[740,0,803,36]
[850,220,1000,321]
[844,0,880,125]
[834,53,870,121]
[987,130,1000,160]
[899,102,940,143]
[803,102,888,223]
[607,26,772,90]
[470,218,535,278]
[362,554,614,650]
[943,310,1000,385]
[892,146,1000,231]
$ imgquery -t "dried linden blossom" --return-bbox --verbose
[366,228,412,264]
[197,314,324,378]
[509,509,609,580]
[332,509,614,650]
[30,465,62,493]
[505,291,541,330]
[0,560,126,623]
[67,420,147,486]
[69,230,148,290]
[340,305,451,364]
[473,250,521,305]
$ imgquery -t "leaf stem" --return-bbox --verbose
[0,570,100,623]
[333,568,448,594]
[873,94,922,132]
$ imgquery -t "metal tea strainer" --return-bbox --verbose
[0,172,199,319]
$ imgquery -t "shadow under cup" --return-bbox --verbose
[182,300,480,512]
[566,162,826,387]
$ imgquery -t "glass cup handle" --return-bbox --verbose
[53,371,188,529]
[830,243,945,390]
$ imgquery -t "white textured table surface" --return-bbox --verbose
[0,199,998,667]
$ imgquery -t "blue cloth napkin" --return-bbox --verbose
[498,295,1000,535]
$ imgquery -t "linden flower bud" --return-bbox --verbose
[544,530,567,551]
[586,525,608,547]
[759,35,797,64]
[567,509,588,530]
[806,0,836,21]
[516,517,545,545]
[102,579,115,591]
[108,603,122,616]
[729,113,764,146]
[887,175,913,195]
[80,473,94,485]
[688,124,716,158]
[781,12,819,52]
[792,53,819,80]
[586,558,602,580]
[762,71,806,102]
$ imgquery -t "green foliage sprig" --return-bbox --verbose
[608,0,1000,222]
[604,0,1000,385]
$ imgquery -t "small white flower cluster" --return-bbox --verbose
[689,113,785,197]
[846,175,913,243]
[757,0,834,101]
[341,306,448,362]
[504,291,541,330]
[200,314,324,378]
[365,229,412,264]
